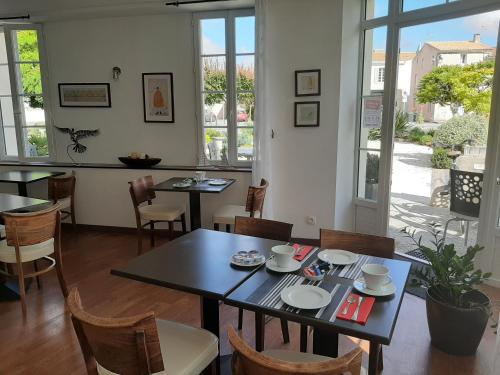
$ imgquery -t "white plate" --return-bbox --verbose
[266,258,301,273]
[353,277,396,297]
[208,179,227,186]
[280,285,332,309]
[318,249,359,265]
[173,182,191,188]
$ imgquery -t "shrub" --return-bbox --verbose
[366,153,379,183]
[431,147,452,169]
[408,127,426,143]
[419,134,434,146]
[417,112,424,124]
[434,114,488,148]
[394,110,410,138]
[368,128,381,141]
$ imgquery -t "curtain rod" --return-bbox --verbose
[0,15,30,21]
[166,0,233,6]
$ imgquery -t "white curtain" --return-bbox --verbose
[253,0,274,218]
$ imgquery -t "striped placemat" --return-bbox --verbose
[305,253,382,281]
[248,273,351,323]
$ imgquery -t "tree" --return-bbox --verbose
[17,30,43,109]
[416,60,494,116]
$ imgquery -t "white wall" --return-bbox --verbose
[263,0,346,238]
[44,14,198,165]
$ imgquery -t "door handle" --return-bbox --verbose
[497,177,500,186]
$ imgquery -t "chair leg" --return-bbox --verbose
[70,208,76,229]
[238,308,243,330]
[214,223,219,231]
[17,262,27,316]
[379,346,384,370]
[226,224,231,233]
[280,319,290,344]
[55,256,68,298]
[33,260,42,290]
[181,213,187,234]
[168,221,174,240]
[443,218,456,242]
[464,221,470,247]
[150,221,155,248]
[300,324,308,352]
[137,228,143,255]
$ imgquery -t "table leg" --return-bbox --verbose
[200,296,220,374]
[17,182,28,197]
[368,341,382,375]
[189,192,202,231]
[255,312,265,352]
[313,328,339,358]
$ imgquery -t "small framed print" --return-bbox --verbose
[58,83,111,108]
[294,101,320,127]
[142,72,175,123]
[295,69,321,97]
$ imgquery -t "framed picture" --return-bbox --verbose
[58,83,111,108]
[295,69,321,97]
[294,101,320,127]
[142,73,175,123]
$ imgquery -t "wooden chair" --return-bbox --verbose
[213,178,269,232]
[129,176,186,255]
[228,325,363,375]
[234,216,293,344]
[320,229,395,259]
[48,172,77,228]
[0,204,67,315]
[67,288,219,375]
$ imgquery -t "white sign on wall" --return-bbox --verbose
[363,96,383,129]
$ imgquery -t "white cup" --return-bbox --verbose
[361,264,390,291]
[272,245,295,268]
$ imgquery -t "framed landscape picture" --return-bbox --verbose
[295,69,321,97]
[142,73,175,123]
[294,101,320,127]
[58,83,111,108]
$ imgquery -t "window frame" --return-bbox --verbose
[1,23,54,161]
[193,8,255,167]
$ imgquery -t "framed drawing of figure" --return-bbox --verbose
[142,73,175,123]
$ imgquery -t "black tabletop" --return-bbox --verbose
[0,170,65,183]
[111,229,284,299]
[153,177,236,194]
[0,193,50,213]
[225,249,411,345]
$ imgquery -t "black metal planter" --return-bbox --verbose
[426,288,490,356]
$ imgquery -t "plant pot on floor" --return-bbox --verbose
[426,288,490,356]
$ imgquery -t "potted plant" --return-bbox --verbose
[403,225,491,356]
[430,147,452,208]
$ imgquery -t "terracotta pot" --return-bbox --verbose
[426,288,489,356]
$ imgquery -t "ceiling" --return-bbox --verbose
[0,0,255,21]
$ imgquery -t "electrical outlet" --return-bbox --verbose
[306,216,317,225]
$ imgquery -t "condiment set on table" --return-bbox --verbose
[172,171,228,188]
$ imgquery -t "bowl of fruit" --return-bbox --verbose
[119,153,162,168]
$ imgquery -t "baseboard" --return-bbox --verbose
[485,277,500,289]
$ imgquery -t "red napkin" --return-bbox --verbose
[337,293,375,325]
[292,244,314,261]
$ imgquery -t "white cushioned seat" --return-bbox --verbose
[213,205,260,226]
[0,224,5,238]
[55,197,71,210]
[138,204,185,222]
[0,238,55,263]
[97,319,219,375]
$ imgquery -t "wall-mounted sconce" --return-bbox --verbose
[112,66,122,80]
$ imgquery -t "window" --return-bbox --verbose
[0,25,52,160]
[195,10,255,166]
[376,67,385,83]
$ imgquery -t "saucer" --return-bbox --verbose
[173,182,191,188]
[266,258,301,273]
[208,179,227,186]
[353,277,396,296]
[318,249,359,265]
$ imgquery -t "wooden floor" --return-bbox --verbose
[0,228,498,375]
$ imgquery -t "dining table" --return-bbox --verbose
[0,193,52,301]
[111,229,411,375]
[111,228,282,374]
[153,177,235,231]
[0,170,65,196]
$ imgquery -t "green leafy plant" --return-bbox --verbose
[433,114,488,148]
[394,110,410,138]
[366,153,379,183]
[402,224,491,309]
[419,134,434,146]
[416,112,424,124]
[368,128,381,141]
[27,129,48,156]
[408,127,426,143]
[431,147,452,169]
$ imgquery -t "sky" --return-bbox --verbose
[201,16,255,55]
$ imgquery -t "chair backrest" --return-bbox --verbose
[449,169,483,218]
[3,204,61,247]
[245,178,269,217]
[67,288,164,375]
[228,326,362,375]
[320,229,395,259]
[48,173,76,201]
[129,176,156,207]
[234,216,293,242]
